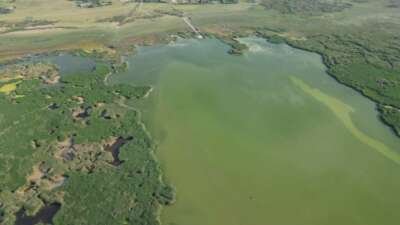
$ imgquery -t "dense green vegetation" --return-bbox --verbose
[0,7,13,14]
[71,0,112,8]
[379,105,400,135]
[0,61,173,224]
[260,0,352,14]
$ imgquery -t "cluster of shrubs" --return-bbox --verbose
[71,0,112,8]
[0,0,15,14]
[261,0,352,14]
[0,7,13,14]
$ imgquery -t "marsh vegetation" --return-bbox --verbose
[0,56,173,225]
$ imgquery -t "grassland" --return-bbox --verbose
[0,0,400,224]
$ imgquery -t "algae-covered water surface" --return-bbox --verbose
[110,38,400,225]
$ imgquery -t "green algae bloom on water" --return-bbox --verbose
[110,37,400,225]
[290,76,400,165]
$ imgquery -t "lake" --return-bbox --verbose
[110,37,400,225]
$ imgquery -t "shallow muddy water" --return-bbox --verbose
[1,53,95,77]
[110,37,400,225]
[34,53,96,76]
[15,202,61,225]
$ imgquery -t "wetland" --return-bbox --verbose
[1,1,400,224]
